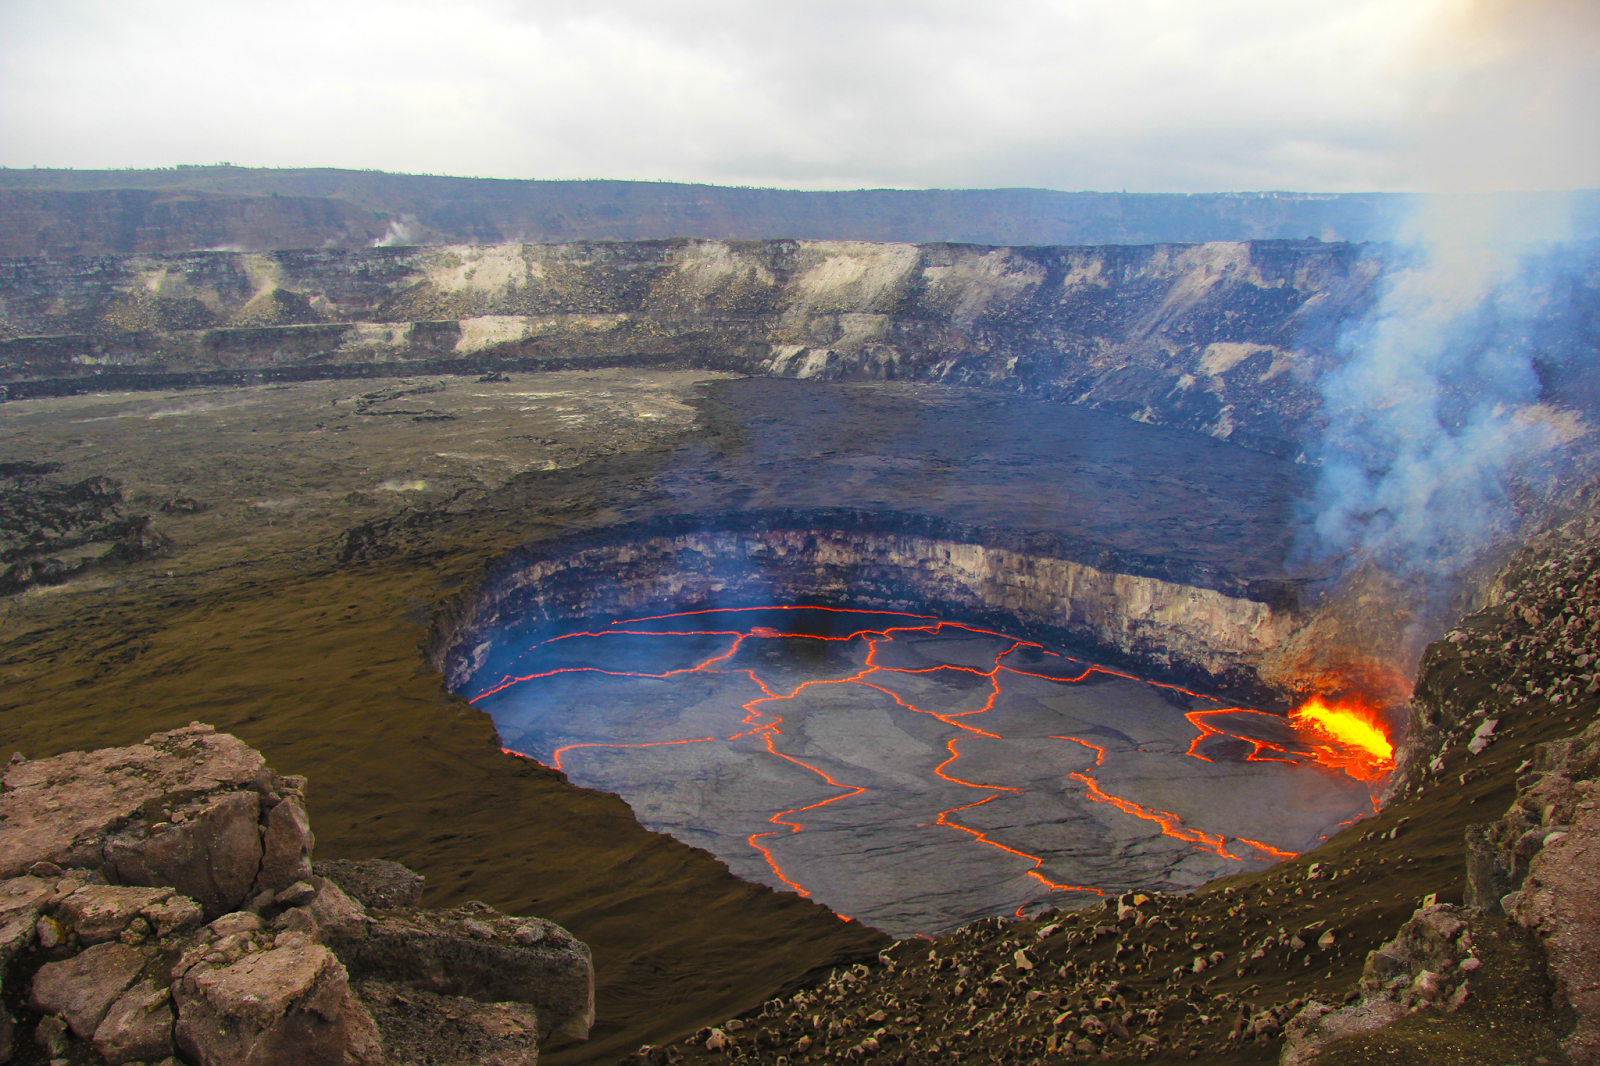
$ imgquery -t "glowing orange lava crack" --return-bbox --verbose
[931,737,1103,896]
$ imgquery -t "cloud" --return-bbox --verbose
[1399,0,1600,191]
[0,0,1593,192]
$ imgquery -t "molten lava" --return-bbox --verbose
[472,606,1383,919]
[1286,696,1396,782]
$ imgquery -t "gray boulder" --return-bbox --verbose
[313,859,425,911]
[320,898,593,1042]
[356,979,540,1066]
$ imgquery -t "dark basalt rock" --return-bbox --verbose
[0,465,164,594]
[313,859,425,911]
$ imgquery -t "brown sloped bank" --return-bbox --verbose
[0,543,887,1065]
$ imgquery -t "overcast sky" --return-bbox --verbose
[1,0,1595,193]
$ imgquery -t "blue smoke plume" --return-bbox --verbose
[1309,193,1584,578]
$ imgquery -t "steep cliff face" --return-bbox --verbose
[436,519,1295,705]
[1,238,1376,455]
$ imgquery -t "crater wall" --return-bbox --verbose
[436,519,1295,706]
[1,238,1376,456]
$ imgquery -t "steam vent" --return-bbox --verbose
[3,178,1600,1066]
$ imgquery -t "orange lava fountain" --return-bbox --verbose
[1286,696,1396,782]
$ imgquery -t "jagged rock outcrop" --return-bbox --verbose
[0,723,291,917]
[0,725,593,1066]
[1279,904,1476,1065]
[1459,719,1600,1064]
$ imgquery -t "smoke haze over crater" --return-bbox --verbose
[1304,0,1598,581]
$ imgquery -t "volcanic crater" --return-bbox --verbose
[437,514,1392,936]
[6,225,1592,1062]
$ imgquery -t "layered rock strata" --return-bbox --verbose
[438,517,1294,705]
[0,238,1376,456]
[0,724,593,1066]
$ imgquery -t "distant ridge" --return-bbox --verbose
[0,166,1594,256]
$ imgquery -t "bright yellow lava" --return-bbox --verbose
[1289,696,1395,763]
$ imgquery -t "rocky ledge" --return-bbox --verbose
[0,723,593,1066]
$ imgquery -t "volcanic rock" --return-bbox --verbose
[1497,722,1600,1064]
[105,790,264,920]
[0,874,53,964]
[355,979,541,1066]
[305,876,372,938]
[1279,999,1405,1066]
[173,940,382,1066]
[255,788,315,895]
[55,884,178,944]
[92,978,176,1065]
[318,896,594,1041]
[1277,900,1477,1062]
[0,723,288,917]
[313,858,425,910]
[1449,706,1600,1062]
[0,725,594,1066]
[29,941,153,1038]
